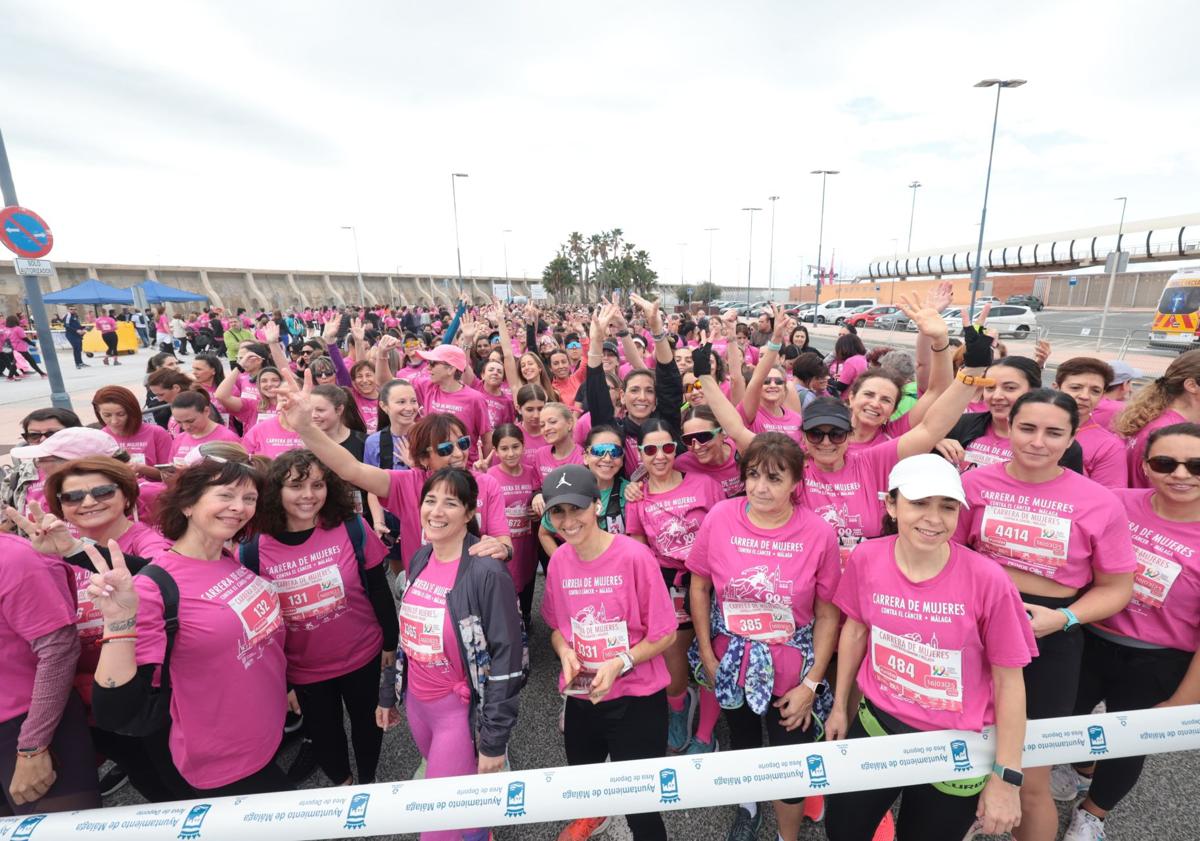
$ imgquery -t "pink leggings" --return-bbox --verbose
[405,691,488,841]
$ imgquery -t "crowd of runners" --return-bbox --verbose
[2,286,1199,841]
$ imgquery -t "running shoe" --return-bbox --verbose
[726,804,762,841]
[286,738,318,784]
[872,809,895,841]
[667,687,697,753]
[684,734,719,754]
[555,816,611,840]
[1051,764,1093,802]
[99,765,129,796]
[802,794,824,822]
[1063,807,1106,841]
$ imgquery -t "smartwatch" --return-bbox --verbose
[802,677,827,696]
[617,652,635,675]
[992,762,1024,787]
[1057,607,1081,633]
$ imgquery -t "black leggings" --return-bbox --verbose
[825,713,980,841]
[1022,593,1085,720]
[90,725,192,802]
[564,690,668,841]
[192,758,294,797]
[0,692,100,816]
[293,655,383,784]
[1071,631,1192,811]
[725,698,816,805]
[17,350,44,376]
[102,331,118,358]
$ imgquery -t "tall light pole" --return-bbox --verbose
[968,79,1025,322]
[704,227,719,288]
[1099,196,1128,341]
[906,180,921,253]
[450,172,469,294]
[811,170,839,312]
[741,207,761,304]
[767,195,780,299]
[502,228,512,283]
[340,225,366,308]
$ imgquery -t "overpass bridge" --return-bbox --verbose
[0,261,540,314]
[867,213,1200,280]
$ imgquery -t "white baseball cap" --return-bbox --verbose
[887,454,969,507]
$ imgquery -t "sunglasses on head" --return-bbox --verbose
[639,442,677,456]
[22,429,57,443]
[682,427,722,447]
[588,443,622,460]
[58,484,120,505]
[1146,456,1200,477]
[434,436,472,457]
[805,427,849,445]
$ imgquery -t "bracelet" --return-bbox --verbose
[16,745,49,759]
[930,342,950,352]
[102,633,138,644]
[765,340,782,352]
[616,330,630,338]
[651,329,667,341]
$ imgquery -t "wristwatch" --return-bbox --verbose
[992,762,1024,787]
[1057,607,1081,633]
[617,652,635,675]
[801,677,827,696]
[956,371,996,387]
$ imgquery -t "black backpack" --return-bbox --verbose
[113,564,179,737]
[240,516,370,593]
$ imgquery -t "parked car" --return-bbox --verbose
[1005,294,1044,311]
[848,304,901,328]
[811,297,878,325]
[976,295,1002,305]
[875,311,910,331]
[785,303,816,319]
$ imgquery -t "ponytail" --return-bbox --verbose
[1116,350,1200,438]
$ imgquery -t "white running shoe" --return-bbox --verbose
[1063,807,1106,841]
[1051,764,1093,802]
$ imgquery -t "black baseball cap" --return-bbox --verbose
[543,465,599,509]
[801,397,852,432]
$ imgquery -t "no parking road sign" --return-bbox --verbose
[0,206,54,258]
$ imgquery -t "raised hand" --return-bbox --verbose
[924,280,954,314]
[83,540,138,626]
[896,291,949,344]
[6,501,77,556]
[276,369,317,430]
[350,317,366,344]
[262,320,280,344]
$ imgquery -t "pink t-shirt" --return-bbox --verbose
[836,537,1034,732]
[167,422,240,461]
[687,499,841,696]
[741,401,804,444]
[1099,489,1200,650]
[132,553,286,789]
[117,521,172,557]
[1128,410,1189,488]
[1075,423,1128,489]
[473,381,515,430]
[94,316,117,333]
[487,462,541,592]
[541,534,676,702]
[384,469,510,571]
[400,555,467,700]
[231,371,260,407]
[961,427,1011,472]
[954,463,1137,589]
[626,472,725,572]
[353,390,379,434]
[1090,398,1124,433]
[834,354,868,387]
[414,380,489,462]
[800,438,901,567]
[137,481,166,523]
[107,423,173,466]
[528,443,585,483]
[845,414,913,456]
[255,523,388,684]
[242,416,303,458]
[676,444,744,497]
[521,427,549,453]
[7,326,29,353]
[2,541,75,721]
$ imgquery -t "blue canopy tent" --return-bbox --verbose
[41,279,134,306]
[135,279,207,303]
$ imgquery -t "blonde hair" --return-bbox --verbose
[1115,349,1200,438]
[541,401,575,424]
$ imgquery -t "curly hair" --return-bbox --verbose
[257,450,357,536]
[1116,350,1200,438]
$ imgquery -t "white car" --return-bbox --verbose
[931,305,1037,338]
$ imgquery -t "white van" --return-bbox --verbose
[812,298,878,324]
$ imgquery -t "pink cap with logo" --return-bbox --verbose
[417,344,468,372]
[10,427,120,461]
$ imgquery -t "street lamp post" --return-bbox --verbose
[704,227,718,288]
[767,195,780,299]
[451,172,469,295]
[1099,196,1128,342]
[811,170,838,312]
[906,180,921,253]
[340,225,366,308]
[502,228,512,284]
[741,207,761,305]
[968,79,1025,322]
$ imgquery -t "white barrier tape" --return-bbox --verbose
[4,704,1199,840]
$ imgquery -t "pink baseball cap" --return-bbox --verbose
[417,344,468,372]
[11,427,120,461]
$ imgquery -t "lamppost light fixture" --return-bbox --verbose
[975,78,1026,88]
[810,169,840,175]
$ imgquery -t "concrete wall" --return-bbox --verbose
[0,261,538,316]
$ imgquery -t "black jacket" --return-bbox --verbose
[946,412,1085,475]
[585,351,683,442]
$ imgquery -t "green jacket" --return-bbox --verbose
[224,326,254,360]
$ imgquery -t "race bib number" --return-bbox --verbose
[505,504,532,537]
[227,577,283,647]
[669,586,689,625]
[75,583,104,644]
[1131,546,1182,610]
[257,412,276,425]
[570,617,629,674]
[871,626,964,712]
[273,566,346,623]
[399,602,445,664]
[722,600,795,643]
[962,447,1006,469]
[980,505,1071,576]
[129,453,147,465]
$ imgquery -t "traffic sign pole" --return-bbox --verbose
[0,127,71,410]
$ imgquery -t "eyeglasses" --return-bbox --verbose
[639,442,677,456]
[434,436,473,457]
[764,377,787,386]
[1146,456,1200,477]
[804,428,849,445]
[58,484,120,505]
[566,342,581,349]
[588,443,623,460]
[22,429,58,443]
[682,428,722,448]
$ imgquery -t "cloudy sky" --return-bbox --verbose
[2,1,1198,291]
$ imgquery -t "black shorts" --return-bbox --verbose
[1022,593,1084,721]
[661,567,692,631]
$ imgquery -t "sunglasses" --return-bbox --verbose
[588,443,623,460]
[434,436,472,457]
[684,381,701,394]
[764,376,787,386]
[805,427,849,445]
[1146,456,1200,477]
[58,484,120,505]
[404,341,421,350]
[639,442,677,456]
[22,429,57,443]
[682,428,722,448]
[566,342,582,349]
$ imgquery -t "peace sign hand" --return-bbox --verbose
[5,501,78,556]
[84,540,139,627]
